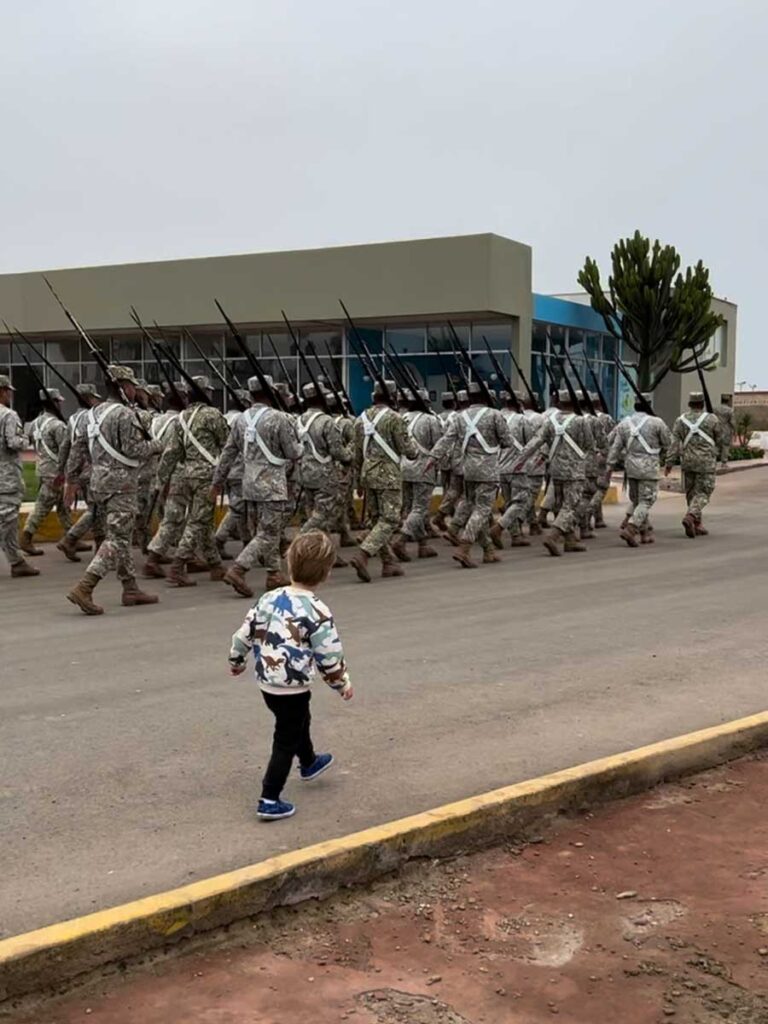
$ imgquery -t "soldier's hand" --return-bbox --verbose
[229,662,246,676]
[53,473,65,489]
[209,485,221,503]
[63,481,78,509]
[663,466,672,477]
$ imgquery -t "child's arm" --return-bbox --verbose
[228,600,263,674]
[308,604,352,698]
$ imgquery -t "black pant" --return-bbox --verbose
[261,691,316,800]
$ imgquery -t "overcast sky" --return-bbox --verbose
[1,1,765,382]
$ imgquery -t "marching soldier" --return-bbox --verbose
[522,393,547,535]
[491,390,534,548]
[215,388,251,558]
[714,393,735,467]
[132,380,159,554]
[665,391,727,537]
[0,374,38,578]
[56,382,103,562]
[433,388,468,533]
[588,393,616,529]
[431,391,456,533]
[142,381,189,577]
[392,388,443,562]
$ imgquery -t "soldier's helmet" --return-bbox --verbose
[39,387,64,402]
[497,389,511,402]
[235,389,250,405]
[557,388,573,405]
[455,389,468,404]
[514,390,527,404]
[417,388,430,404]
[301,382,326,401]
[467,381,483,399]
[688,391,705,405]
[0,374,15,391]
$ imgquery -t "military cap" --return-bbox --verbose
[162,379,188,395]
[417,387,430,403]
[514,390,527,404]
[301,381,325,400]
[0,374,15,391]
[75,382,102,399]
[640,392,653,404]
[248,374,274,394]
[720,393,732,402]
[455,388,468,403]
[401,387,414,403]
[558,388,574,404]
[146,384,163,398]
[325,390,339,407]
[497,389,511,402]
[688,391,705,404]
[191,375,213,392]
[467,381,483,398]
[134,378,149,391]
[372,379,398,400]
[108,364,140,386]
[235,388,250,405]
[440,391,455,403]
[274,381,291,397]
[38,387,64,402]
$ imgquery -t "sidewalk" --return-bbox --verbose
[12,753,768,1024]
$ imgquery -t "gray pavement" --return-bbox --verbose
[1,470,767,938]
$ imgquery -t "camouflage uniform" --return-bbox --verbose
[58,404,98,548]
[297,396,352,537]
[589,409,616,526]
[334,412,357,540]
[666,399,727,530]
[522,407,547,526]
[714,399,735,459]
[24,408,72,538]
[146,410,187,559]
[400,408,443,542]
[133,401,159,549]
[436,396,467,524]
[498,400,537,540]
[215,406,249,550]
[580,412,601,536]
[607,410,671,542]
[0,390,26,569]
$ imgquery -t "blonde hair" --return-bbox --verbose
[286,531,336,587]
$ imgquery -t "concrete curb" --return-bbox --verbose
[2,711,767,1005]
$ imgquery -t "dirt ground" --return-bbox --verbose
[8,752,768,1024]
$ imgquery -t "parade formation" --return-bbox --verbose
[0,287,736,610]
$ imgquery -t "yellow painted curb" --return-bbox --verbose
[1,710,766,1004]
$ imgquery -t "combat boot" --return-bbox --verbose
[594,510,607,529]
[432,511,448,532]
[482,546,502,564]
[380,553,404,578]
[452,542,478,568]
[56,537,82,563]
[537,508,549,529]
[166,558,197,587]
[349,549,371,583]
[619,522,640,548]
[142,552,166,579]
[682,513,697,538]
[391,533,412,563]
[209,564,227,581]
[339,528,357,548]
[10,559,40,578]
[444,526,461,547]
[223,563,254,597]
[528,520,542,536]
[417,540,438,558]
[640,527,655,545]
[489,522,504,550]
[121,578,159,607]
[564,533,587,553]
[542,527,565,557]
[215,538,232,561]
[265,570,290,590]
[509,532,531,548]
[620,515,630,530]
[185,557,209,574]
[333,553,348,568]
[66,571,104,616]
[20,531,44,556]
[694,520,709,536]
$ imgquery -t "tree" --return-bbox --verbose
[577,231,724,391]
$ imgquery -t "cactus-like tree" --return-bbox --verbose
[577,231,724,391]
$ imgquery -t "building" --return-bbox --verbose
[0,233,737,424]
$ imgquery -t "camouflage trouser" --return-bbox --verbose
[237,500,283,573]
[438,471,463,518]
[63,480,96,543]
[627,478,659,529]
[215,479,247,545]
[301,486,345,536]
[176,479,220,566]
[552,479,583,536]
[528,476,545,522]
[0,494,22,566]
[401,481,434,541]
[25,477,72,536]
[360,487,402,557]
[148,476,192,558]
[581,475,599,528]
[87,491,138,583]
[684,470,716,520]
[500,475,533,535]
[589,465,611,522]
[453,481,497,546]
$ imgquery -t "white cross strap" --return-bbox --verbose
[86,404,140,468]
[244,407,287,466]
[34,418,58,462]
[502,411,524,452]
[180,406,218,465]
[151,412,178,441]
[628,414,660,455]
[681,412,715,448]
[460,408,500,456]
[549,413,585,461]
[362,408,400,464]
[298,410,331,465]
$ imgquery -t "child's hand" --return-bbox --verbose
[229,663,246,676]
[341,685,354,701]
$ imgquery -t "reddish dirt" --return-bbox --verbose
[8,755,768,1024]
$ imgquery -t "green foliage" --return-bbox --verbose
[728,445,764,461]
[578,230,724,391]
[733,411,754,447]
[22,462,38,501]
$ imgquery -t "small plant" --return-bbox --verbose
[733,411,754,448]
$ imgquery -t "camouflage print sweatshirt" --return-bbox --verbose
[430,404,512,483]
[214,403,302,502]
[0,404,25,500]
[157,402,229,486]
[517,410,594,482]
[666,408,727,473]
[354,405,417,490]
[606,412,671,480]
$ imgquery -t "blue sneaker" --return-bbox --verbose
[300,753,334,782]
[257,798,296,820]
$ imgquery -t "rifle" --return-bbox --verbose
[306,339,343,412]
[383,340,431,413]
[338,299,391,400]
[446,321,497,408]
[561,345,597,416]
[615,357,654,415]
[14,345,66,422]
[155,338,213,407]
[265,332,302,409]
[427,338,460,401]
[692,347,714,413]
[322,339,355,415]
[183,328,246,411]
[481,336,522,412]
[583,351,610,415]
[214,299,287,412]
[3,321,86,409]
[128,310,190,411]
[43,278,151,439]
[441,333,471,390]
[553,358,583,415]
[506,345,541,413]
[281,311,331,413]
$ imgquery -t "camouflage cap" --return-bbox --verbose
[191,375,213,393]
[372,379,398,401]
[248,374,274,394]
[514,390,527,404]
[467,381,483,398]
[301,382,325,400]
[146,384,163,398]
[162,379,188,395]
[38,387,64,402]
[0,374,15,391]
[497,389,511,402]
[235,388,250,405]
[558,388,574,404]
[401,387,415,403]
[108,364,140,386]
[134,378,149,391]
[688,391,705,404]
[75,382,102,399]
[456,389,468,403]
[417,388,430,403]
[440,392,455,403]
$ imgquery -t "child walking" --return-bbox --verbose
[229,530,354,820]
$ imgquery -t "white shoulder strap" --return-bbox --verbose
[681,412,715,448]
[244,407,287,466]
[503,410,524,452]
[628,414,660,455]
[549,413,585,461]
[460,408,500,456]
[180,406,217,465]
[34,415,58,461]
[299,410,331,465]
[362,408,400,464]
[87,404,140,468]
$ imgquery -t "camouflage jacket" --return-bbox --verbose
[214,403,302,502]
[666,409,727,472]
[606,412,671,480]
[521,409,547,476]
[66,400,161,498]
[158,402,229,486]
[354,405,417,491]
[31,411,67,481]
[401,410,443,485]
[518,410,594,481]
[499,410,536,478]
[715,403,735,449]
[150,412,183,482]
[0,404,25,499]
[436,410,457,471]
[430,404,512,483]
[297,408,352,491]
[57,408,92,483]
[336,415,356,484]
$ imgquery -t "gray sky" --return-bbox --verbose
[1,1,766,382]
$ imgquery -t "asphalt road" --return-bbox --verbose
[1,470,766,938]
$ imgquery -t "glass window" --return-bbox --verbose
[0,338,10,374]
[598,362,617,416]
[182,331,222,362]
[568,328,585,357]
[585,333,600,361]
[264,332,293,358]
[112,336,142,363]
[471,322,511,355]
[532,322,548,353]
[46,338,80,363]
[300,330,342,357]
[385,327,425,355]
[602,336,617,361]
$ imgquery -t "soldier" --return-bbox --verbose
[392,388,443,562]
[20,388,79,557]
[327,391,357,548]
[431,391,456,532]
[588,393,616,529]
[132,379,157,554]
[56,382,103,562]
[491,390,534,548]
[606,394,671,546]
[664,391,727,537]
[155,376,229,587]
[579,397,603,540]
[142,381,189,578]
[65,366,161,615]
[215,389,251,559]
[0,374,39,577]
[296,382,353,563]
[213,375,302,598]
[349,380,417,582]
[515,389,594,556]
[429,381,512,568]
[522,393,547,535]
[433,388,468,533]
[714,393,735,468]
[534,394,561,530]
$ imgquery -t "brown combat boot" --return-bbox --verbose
[166,558,197,587]
[185,557,209,574]
[223,563,254,597]
[142,552,166,579]
[444,527,462,547]
[265,570,290,590]
[528,520,542,536]
[56,537,82,563]
[333,553,348,568]
[391,533,412,563]
[537,508,549,529]
[432,511,448,532]
[620,515,630,530]
[640,527,655,545]
[542,528,565,557]
[121,578,159,606]
[209,564,226,581]
[682,513,697,538]
[594,510,607,529]
[20,531,44,556]
[66,571,104,616]
[452,542,478,568]
[380,554,404,578]
[694,520,709,536]
[350,549,371,583]
[619,522,640,548]
[10,559,40,578]
[482,547,502,564]
[509,532,531,548]
[417,540,438,558]
[489,522,504,550]
[339,529,357,548]
[564,533,587,553]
